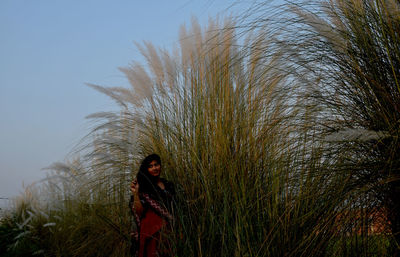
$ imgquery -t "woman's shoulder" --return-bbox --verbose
[160,178,175,194]
[160,177,173,185]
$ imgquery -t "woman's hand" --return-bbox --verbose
[130,179,143,215]
[131,179,139,195]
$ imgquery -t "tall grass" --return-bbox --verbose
[86,17,354,256]
[254,0,400,255]
[1,145,134,256]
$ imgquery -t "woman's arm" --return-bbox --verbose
[130,180,144,216]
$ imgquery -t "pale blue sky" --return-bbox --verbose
[0,0,256,205]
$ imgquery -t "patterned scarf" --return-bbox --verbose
[130,193,173,242]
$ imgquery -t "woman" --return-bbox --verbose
[129,154,175,257]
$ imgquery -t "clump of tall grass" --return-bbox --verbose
[85,17,355,256]
[0,156,134,257]
[253,0,400,255]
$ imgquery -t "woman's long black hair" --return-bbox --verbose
[137,154,161,198]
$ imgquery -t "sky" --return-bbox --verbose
[0,0,258,208]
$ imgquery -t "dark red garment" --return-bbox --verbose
[130,179,175,257]
[138,208,166,257]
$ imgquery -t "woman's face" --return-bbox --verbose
[147,160,161,177]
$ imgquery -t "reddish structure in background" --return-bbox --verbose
[334,207,391,236]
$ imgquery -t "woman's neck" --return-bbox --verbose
[157,178,165,190]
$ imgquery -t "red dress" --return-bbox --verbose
[138,208,166,257]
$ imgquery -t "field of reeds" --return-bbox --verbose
[1,0,399,256]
